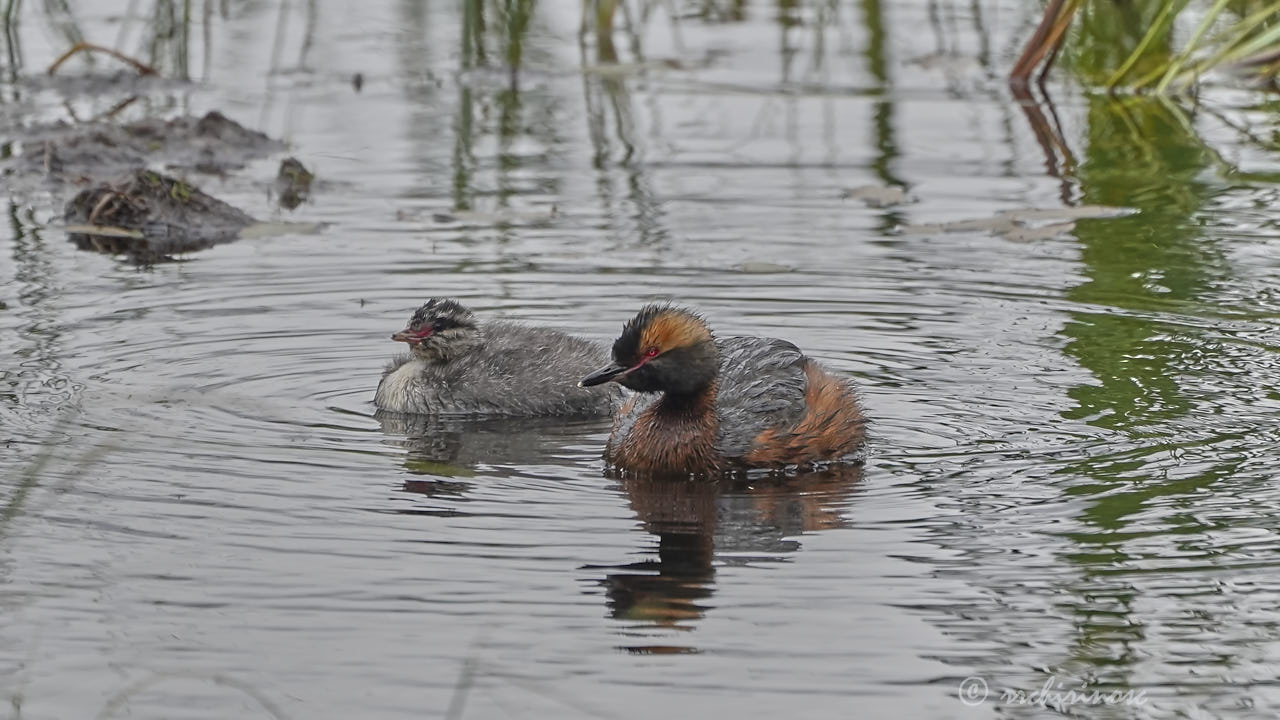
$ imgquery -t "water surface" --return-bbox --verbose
[3,1,1280,718]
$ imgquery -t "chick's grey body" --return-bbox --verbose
[376,318,622,416]
[607,336,828,459]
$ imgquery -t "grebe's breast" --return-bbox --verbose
[374,355,433,413]
[605,336,809,459]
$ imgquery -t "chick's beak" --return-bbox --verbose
[579,363,627,388]
[392,327,431,345]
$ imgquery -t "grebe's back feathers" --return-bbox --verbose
[713,336,810,457]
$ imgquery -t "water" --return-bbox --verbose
[3,1,1280,718]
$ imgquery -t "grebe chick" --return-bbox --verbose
[580,304,865,474]
[375,298,622,416]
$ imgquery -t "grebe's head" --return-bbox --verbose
[580,304,717,394]
[391,298,482,362]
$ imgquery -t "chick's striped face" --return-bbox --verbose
[392,298,480,361]
[398,300,474,342]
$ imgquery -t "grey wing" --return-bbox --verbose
[466,328,617,415]
[714,336,810,457]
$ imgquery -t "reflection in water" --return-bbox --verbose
[373,407,611,502]
[1062,95,1222,431]
[592,466,862,654]
[6,202,73,424]
[448,0,563,220]
[376,409,611,481]
[578,1,669,247]
[859,0,906,232]
[1039,92,1279,704]
[1011,84,1077,202]
[1053,95,1226,684]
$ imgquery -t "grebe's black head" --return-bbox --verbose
[391,298,482,363]
[580,304,718,394]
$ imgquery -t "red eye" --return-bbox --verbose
[645,346,659,358]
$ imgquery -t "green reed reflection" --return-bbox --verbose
[1047,94,1263,694]
[1062,96,1227,433]
[450,0,562,219]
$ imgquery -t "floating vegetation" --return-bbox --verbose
[900,205,1137,241]
[274,158,315,211]
[64,169,255,263]
[1,110,290,263]
[6,111,285,182]
[842,184,912,208]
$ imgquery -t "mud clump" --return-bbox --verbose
[0,109,292,264]
[274,157,314,210]
[17,110,285,181]
[64,169,255,264]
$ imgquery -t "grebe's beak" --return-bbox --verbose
[579,363,626,387]
[392,327,432,345]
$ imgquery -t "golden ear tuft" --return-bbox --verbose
[639,310,710,353]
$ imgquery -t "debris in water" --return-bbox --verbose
[64,169,255,264]
[900,205,1137,240]
[411,207,556,226]
[7,111,285,182]
[842,184,912,208]
[274,157,314,210]
[1002,222,1079,242]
